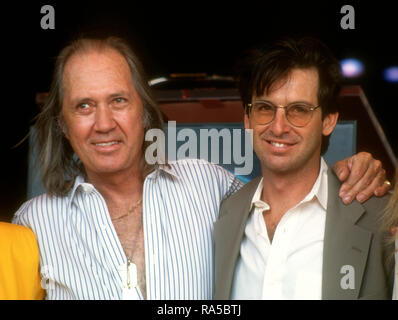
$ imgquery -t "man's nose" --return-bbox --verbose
[94,105,116,132]
[268,108,291,136]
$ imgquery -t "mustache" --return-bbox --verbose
[259,132,300,144]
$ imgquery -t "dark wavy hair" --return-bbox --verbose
[236,36,342,155]
[34,37,164,196]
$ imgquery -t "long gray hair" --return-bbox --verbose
[34,37,164,196]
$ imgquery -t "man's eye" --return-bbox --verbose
[112,97,128,109]
[114,97,126,103]
[78,103,90,109]
[290,104,310,114]
[256,103,274,112]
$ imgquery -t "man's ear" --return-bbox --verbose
[322,112,339,136]
[244,113,251,130]
[57,116,69,139]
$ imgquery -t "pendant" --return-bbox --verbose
[126,259,137,289]
[118,260,141,300]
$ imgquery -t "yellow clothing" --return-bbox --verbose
[0,222,45,300]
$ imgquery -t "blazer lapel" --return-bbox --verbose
[322,170,372,299]
[214,177,261,299]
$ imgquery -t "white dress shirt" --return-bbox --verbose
[231,158,329,300]
[13,159,242,300]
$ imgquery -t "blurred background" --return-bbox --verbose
[1,0,397,221]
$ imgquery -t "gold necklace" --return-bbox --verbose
[124,208,143,290]
[111,198,142,221]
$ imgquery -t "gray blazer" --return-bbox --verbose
[214,169,394,299]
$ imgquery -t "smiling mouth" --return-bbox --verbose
[267,140,295,148]
[270,141,287,148]
[94,141,120,147]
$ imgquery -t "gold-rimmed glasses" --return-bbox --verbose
[247,101,320,127]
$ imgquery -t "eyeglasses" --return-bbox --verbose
[246,101,321,127]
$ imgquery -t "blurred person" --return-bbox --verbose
[0,222,44,300]
[13,36,391,300]
[214,36,394,299]
[381,169,398,299]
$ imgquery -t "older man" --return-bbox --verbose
[13,36,390,300]
[214,37,394,299]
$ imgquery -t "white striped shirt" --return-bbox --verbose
[12,159,243,300]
